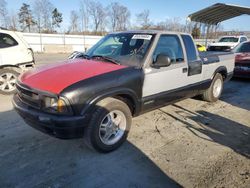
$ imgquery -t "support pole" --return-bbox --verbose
[39,33,43,53]
[205,24,210,47]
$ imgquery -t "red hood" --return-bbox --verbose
[20,59,126,94]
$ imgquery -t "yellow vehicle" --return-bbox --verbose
[196,44,206,52]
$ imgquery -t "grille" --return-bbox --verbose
[16,84,41,109]
[208,46,231,52]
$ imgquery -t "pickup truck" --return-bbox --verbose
[207,35,248,52]
[13,30,235,152]
[0,28,35,95]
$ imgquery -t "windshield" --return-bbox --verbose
[218,37,239,43]
[86,33,154,67]
[233,42,250,53]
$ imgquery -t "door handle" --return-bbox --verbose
[182,68,188,73]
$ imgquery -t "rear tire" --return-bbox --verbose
[84,97,132,153]
[202,73,223,102]
[0,69,19,95]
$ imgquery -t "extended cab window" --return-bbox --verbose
[0,33,18,48]
[153,35,184,63]
[181,35,198,62]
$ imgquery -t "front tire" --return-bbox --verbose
[84,97,132,153]
[202,73,223,102]
[0,69,19,95]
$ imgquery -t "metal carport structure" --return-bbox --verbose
[187,3,250,45]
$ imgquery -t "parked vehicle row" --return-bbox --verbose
[0,28,35,95]
[200,35,250,78]
[13,30,235,152]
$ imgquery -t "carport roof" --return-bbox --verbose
[188,3,250,25]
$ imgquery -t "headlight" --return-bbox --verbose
[43,97,71,114]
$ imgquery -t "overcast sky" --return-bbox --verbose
[6,0,250,31]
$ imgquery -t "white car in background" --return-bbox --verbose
[0,28,35,95]
[207,35,248,52]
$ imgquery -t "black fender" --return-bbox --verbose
[60,67,144,116]
[80,87,141,116]
[212,66,227,80]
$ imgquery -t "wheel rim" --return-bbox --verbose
[0,72,17,92]
[213,78,222,98]
[99,110,127,145]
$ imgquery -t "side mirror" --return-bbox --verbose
[152,53,171,68]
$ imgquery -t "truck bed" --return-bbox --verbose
[199,51,234,64]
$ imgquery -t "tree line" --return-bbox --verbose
[0,0,223,36]
[0,0,62,33]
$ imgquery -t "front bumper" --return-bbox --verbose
[13,94,88,139]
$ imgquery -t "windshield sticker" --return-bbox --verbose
[132,34,152,40]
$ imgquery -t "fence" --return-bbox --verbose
[22,32,102,53]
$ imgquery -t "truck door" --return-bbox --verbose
[181,34,202,81]
[142,34,202,110]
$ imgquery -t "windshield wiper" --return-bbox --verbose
[91,55,120,65]
[68,52,90,60]
[78,54,91,60]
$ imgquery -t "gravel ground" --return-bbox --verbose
[0,53,249,188]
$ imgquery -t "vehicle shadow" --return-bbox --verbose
[160,104,250,159]
[0,109,181,188]
[220,78,250,111]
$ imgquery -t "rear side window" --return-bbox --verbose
[181,35,198,62]
[0,33,18,48]
[153,35,184,63]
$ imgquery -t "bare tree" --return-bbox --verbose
[79,0,90,32]
[116,5,130,31]
[42,0,53,31]
[108,2,130,31]
[156,17,185,32]
[136,9,151,29]
[0,0,8,28]
[88,0,106,33]
[69,10,79,33]
[32,0,42,32]
[108,2,119,31]
[9,12,19,31]
[33,0,54,32]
